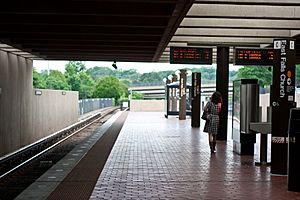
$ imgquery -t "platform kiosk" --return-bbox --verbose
[232,79,259,155]
[164,82,192,118]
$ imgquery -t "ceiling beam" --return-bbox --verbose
[25,45,158,50]
[11,40,160,46]
[175,28,293,38]
[194,0,300,6]
[171,36,273,44]
[0,33,162,42]
[188,4,300,20]
[180,18,300,30]
[0,1,176,17]
[0,15,169,27]
[153,0,195,61]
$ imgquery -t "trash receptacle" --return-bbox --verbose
[288,108,300,192]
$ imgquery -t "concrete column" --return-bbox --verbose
[179,69,187,120]
[216,47,229,140]
[0,50,33,156]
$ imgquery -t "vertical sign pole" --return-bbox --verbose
[271,39,296,175]
[179,69,187,120]
[191,72,201,127]
[171,74,178,112]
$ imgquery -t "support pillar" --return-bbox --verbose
[179,69,187,120]
[216,47,229,140]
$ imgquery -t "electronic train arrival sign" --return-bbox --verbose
[235,48,274,66]
[170,47,212,64]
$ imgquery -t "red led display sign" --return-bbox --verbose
[235,49,274,66]
[170,47,212,64]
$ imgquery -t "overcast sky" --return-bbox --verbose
[33,60,240,74]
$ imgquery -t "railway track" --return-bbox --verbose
[0,107,119,200]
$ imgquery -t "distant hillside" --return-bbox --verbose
[87,66,238,86]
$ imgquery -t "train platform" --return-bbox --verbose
[16,111,300,200]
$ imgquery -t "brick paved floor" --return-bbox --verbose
[90,112,300,200]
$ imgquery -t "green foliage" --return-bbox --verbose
[78,71,94,98]
[120,79,131,86]
[189,67,216,83]
[65,61,86,74]
[87,67,141,84]
[85,66,240,85]
[33,62,241,102]
[65,61,86,91]
[236,66,272,87]
[158,70,175,80]
[45,70,70,90]
[139,72,162,83]
[131,92,144,99]
[87,66,114,80]
[93,76,128,103]
[64,61,96,98]
[33,68,46,89]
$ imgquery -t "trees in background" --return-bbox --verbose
[131,92,144,99]
[236,66,272,87]
[33,68,46,89]
[64,61,94,99]
[44,70,70,90]
[236,65,300,88]
[93,76,128,103]
[36,62,298,101]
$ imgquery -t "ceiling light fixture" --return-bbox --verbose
[112,60,117,69]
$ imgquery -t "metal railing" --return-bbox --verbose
[79,98,114,115]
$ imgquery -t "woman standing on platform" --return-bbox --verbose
[203,91,222,153]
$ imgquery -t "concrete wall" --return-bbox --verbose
[30,89,78,145]
[130,100,164,112]
[0,50,33,156]
[0,50,78,157]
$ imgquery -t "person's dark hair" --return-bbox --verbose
[211,91,222,104]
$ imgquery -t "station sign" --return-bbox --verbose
[191,72,201,127]
[235,48,274,66]
[271,39,296,175]
[170,47,212,64]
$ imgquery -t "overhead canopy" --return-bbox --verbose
[160,0,300,64]
[1,0,300,63]
[0,0,194,61]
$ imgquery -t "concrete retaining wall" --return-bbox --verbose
[0,50,78,157]
[130,100,164,112]
[30,89,78,145]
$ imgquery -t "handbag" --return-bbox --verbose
[201,102,210,120]
[201,110,208,120]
